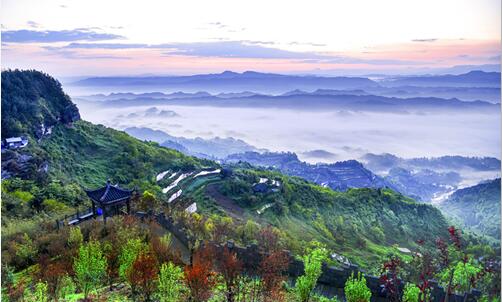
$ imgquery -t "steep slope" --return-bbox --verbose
[439,179,501,240]
[189,165,450,269]
[1,69,80,139]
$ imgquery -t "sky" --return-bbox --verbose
[1,0,501,76]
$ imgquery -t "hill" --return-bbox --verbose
[1,70,214,190]
[439,179,501,241]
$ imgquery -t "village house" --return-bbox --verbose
[4,136,29,149]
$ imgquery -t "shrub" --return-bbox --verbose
[42,198,68,212]
[24,281,49,302]
[12,190,34,203]
[137,190,159,211]
[259,250,290,302]
[73,240,107,300]
[67,226,83,248]
[311,294,341,302]
[184,246,216,302]
[295,242,329,302]
[403,283,420,302]
[14,233,37,267]
[158,262,186,302]
[344,272,371,302]
[442,261,482,294]
[58,275,76,299]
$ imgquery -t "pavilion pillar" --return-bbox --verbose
[91,200,96,218]
[103,206,107,224]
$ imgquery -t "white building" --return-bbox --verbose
[5,137,28,149]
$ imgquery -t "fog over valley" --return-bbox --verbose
[75,101,500,161]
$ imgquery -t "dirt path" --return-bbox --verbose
[205,184,245,220]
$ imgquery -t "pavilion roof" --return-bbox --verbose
[85,181,132,204]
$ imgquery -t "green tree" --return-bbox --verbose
[42,199,68,213]
[157,262,186,302]
[295,242,329,302]
[441,261,481,294]
[138,190,159,211]
[12,190,34,203]
[403,283,420,302]
[119,238,147,280]
[73,240,107,299]
[344,272,371,302]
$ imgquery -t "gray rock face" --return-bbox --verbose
[1,151,33,179]
[1,150,49,180]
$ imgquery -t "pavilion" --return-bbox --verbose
[85,180,133,223]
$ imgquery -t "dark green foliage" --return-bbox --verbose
[1,69,75,139]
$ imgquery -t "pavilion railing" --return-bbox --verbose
[55,206,95,229]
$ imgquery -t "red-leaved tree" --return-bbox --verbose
[184,245,216,302]
[258,250,290,302]
[216,247,243,302]
[127,251,159,302]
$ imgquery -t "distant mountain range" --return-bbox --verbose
[72,70,501,103]
[364,86,500,103]
[124,127,397,192]
[439,178,501,241]
[382,71,501,88]
[124,126,262,159]
[361,153,501,173]
[360,153,500,202]
[78,91,498,114]
[225,151,396,192]
[72,71,379,94]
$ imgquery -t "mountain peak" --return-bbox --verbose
[220,70,239,76]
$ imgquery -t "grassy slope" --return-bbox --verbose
[37,121,216,189]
